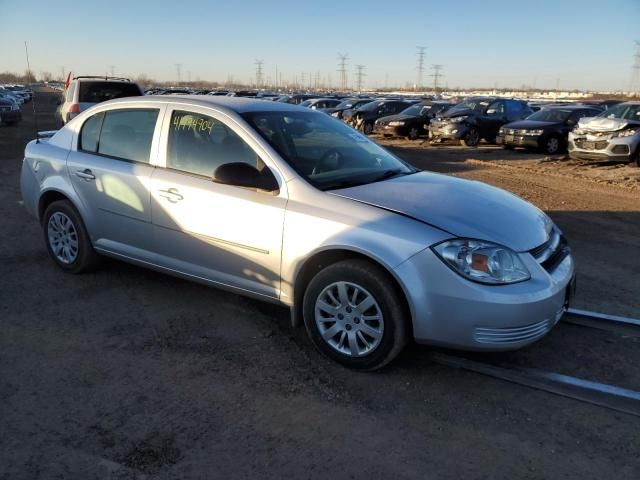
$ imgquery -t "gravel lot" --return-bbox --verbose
[1,89,639,479]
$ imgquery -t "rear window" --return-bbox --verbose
[97,109,159,163]
[78,81,141,103]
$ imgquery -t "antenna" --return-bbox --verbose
[24,41,40,140]
[429,64,444,94]
[337,53,348,91]
[416,46,427,91]
[355,65,366,92]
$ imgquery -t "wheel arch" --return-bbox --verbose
[289,247,414,337]
[38,189,81,225]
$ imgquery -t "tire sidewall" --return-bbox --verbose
[43,200,95,273]
[302,261,405,370]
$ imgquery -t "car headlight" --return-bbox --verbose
[432,239,530,285]
[572,128,586,136]
[449,116,468,123]
[389,121,405,126]
[524,129,544,136]
[498,128,505,135]
[613,128,639,138]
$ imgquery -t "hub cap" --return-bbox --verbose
[47,212,79,264]
[547,137,559,153]
[314,281,384,357]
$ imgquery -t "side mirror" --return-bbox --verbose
[213,162,279,192]
[566,118,577,125]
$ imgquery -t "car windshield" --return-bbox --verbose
[400,104,422,115]
[336,98,366,109]
[447,99,491,114]
[356,100,383,112]
[598,103,640,121]
[242,110,417,190]
[78,81,141,103]
[526,110,572,122]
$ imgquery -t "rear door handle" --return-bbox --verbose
[75,169,95,181]
[158,188,184,203]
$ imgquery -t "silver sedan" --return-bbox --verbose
[20,96,575,370]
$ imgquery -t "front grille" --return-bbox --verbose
[612,144,630,154]
[574,138,608,150]
[474,318,551,344]
[0,106,10,112]
[529,228,570,273]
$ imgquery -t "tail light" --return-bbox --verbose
[66,103,80,122]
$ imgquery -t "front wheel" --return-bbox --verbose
[43,200,101,273]
[303,260,408,370]
[407,127,420,140]
[542,135,562,155]
[460,127,480,147]
[362,122,374,135]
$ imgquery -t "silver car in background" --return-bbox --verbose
[20,96,575,370]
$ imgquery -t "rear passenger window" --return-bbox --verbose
[79,113,103,152]
[167,110,259,177]
[98,109,159,163]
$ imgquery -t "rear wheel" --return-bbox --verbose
[460,127,480,147]
[363,122,374,135]
[303,260,408,370]
[43,200,100,273]
[407,127,419,140]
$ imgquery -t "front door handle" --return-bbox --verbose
[158,188,184,203]
[75,169,95,181]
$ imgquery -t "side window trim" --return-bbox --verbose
[78,112,105,153]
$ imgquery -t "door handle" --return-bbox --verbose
[75,169,95,181]
[158,188,184,203]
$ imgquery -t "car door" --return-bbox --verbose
[67,106,164,259]
[481,100,507,140]
[149,107,287,299]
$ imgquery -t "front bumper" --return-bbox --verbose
[429,121,468,141]
[496,134,541,149]
[374,123,408,136]
[568,133,637,162]
[394,247,575,351]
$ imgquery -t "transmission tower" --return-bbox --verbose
[337,53,348,90]
[355,65,366,92]
[429,64,444,93]
[255,59,264,88]
[416,46,427,91]
[631,41,640,93]
[175,64,182,85]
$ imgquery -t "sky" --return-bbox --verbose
[1,0,639,91]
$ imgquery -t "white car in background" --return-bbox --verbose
[57,76,143,125]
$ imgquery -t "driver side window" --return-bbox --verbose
[166,110,259,177]
[486,101,505,116]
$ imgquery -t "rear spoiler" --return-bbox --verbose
[36,130,58,143]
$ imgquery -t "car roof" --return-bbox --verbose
[546,104,601,110]
[101,95,306,114]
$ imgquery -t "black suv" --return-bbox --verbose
[429,97,532,146]
[344,99,410,134]
[374,100,453,139]
[497,105,602,154]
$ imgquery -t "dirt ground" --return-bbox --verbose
[1,89,639,480]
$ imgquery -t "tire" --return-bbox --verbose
[460,127,480,147]
[542,135,562,155]
[302,259,408,371]
[363,122,374,135]
[631,148,640,168]
[42,200,100,273]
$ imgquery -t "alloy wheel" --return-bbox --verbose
[546,137,560,154]
[314,281,384,357]
[47,212,79,264]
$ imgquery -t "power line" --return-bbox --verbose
[631,40,640,92]
[255,59,264,88]
[416,46,427,91]
[429,64,444,93]
[355,65,366,92]
[337,53,348,90]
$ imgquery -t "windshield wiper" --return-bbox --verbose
[368,169,414,184]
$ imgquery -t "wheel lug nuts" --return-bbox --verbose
[337,313,344,320]
[346,306,352,313]
[354,318,360,324]
[345,324,352,331]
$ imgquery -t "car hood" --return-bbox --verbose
[576,116,636,132]
[331,172,552,252]
[377,113,417,124]
[440,108,477,119]
[503,120,561,129]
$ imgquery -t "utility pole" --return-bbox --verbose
[187,71,191,83]
[416,46,427,91]
[275,65,278,89]
[355,65,366,92]
[300,72,306,90]
[254,59,264,88]
[175,64,182,85]
[631,41,640,93]
[429,64,444,94]
[337,53,348,91]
